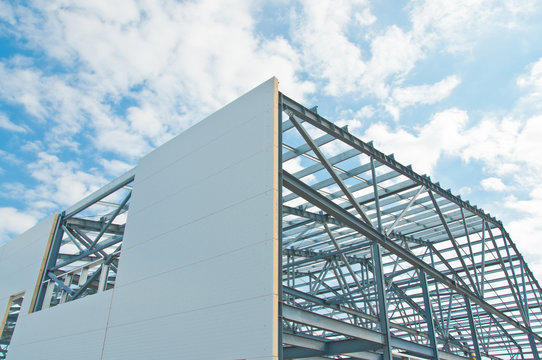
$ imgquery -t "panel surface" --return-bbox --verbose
[7,330,106,360]
[102,77,279,359]
[6,292,112,360]
[0,215,55,317]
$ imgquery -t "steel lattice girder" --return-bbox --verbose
[32,170,135,311]
[279,93,542,359]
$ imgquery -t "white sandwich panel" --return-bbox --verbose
[119,149,274,251]
[6,291,113,360]
[102,77,279,359]
[0,214,55,316]
[121,84,277,250]
[6,329,107,360]
[131,79,276,187]
[1,213,115,360]
[102,295,274,360]
[125,124,274,224]
[116,191,274,285]
[108,237,274,324]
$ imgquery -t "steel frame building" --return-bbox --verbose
[0,78,541,359]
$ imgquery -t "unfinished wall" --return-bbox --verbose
[101,77,280,360]
[1,77,279,360]
[0,215,55,315]
[0,215,112,360]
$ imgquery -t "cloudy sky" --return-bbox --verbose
[1,0,542,279]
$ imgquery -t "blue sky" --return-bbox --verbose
[1,0,542,279]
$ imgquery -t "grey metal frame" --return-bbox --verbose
[0,293,24,360]
[279,93,542,359]
[32,170,135,311]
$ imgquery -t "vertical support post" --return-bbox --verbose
[480,221,486,296]
[277,92,284,360]
[465,297,482,360]
[370,156,393,360]
[528,335,540,360]
[420,271,440,360]
[519,261,540,360]
[98,265,109,293]
[430,248,444,330]
[42,281,55,309]
[370,157,383,231]
[372,243,393,359]
[59,274,72,304]
[461,208,480,293]
[79,267,88,286]
[443,289,454,351]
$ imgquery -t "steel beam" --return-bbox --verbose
[288,114,374,227]
[283,304,468,360]
[64,169,135,218]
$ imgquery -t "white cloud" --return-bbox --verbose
[291,0,368,96]
[517,58,542,89]
[409,0,535,53]
[20,140,43,153]
[0,62,109,151]
[504,186,542,280]
[458,186,472,198]
[364,57,542,181]
[291,0,535,121]
[481,177,507,192]
[365,109,542,185]
[391,75,460,108]
[25,152,107,208]
[355,6,376,26]
[0,113,27,132]
[0,63,48,120]
[364,108,468,175]
[516,57,542,114]
[0,2,15,25]
[99,158,135,177]
[1,1,314,157]
[0,207,37,246]
[459,115,542,177]
[335,118,363,132]
[365,25,423,96]
[355,105,376,119]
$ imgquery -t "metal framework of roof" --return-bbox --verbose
[278,93,542,360]
[6,83,540,360]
